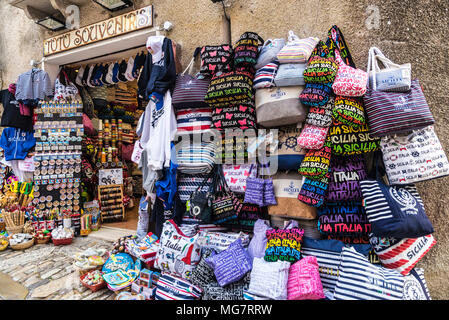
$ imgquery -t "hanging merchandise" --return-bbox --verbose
[273,125,307,171]
[301,237,372,297]
[172,50,211,109]
[276,31,319,64]
[380,126,449,185]
[305,96,334,128]
[246,257,290,300]
[243,164,265,207]
[205,238,252,287]
[255,86,307,127]
[178,173,214,203]
[297,124,329,150]
[331,50,368,97]
[255,38,286,70]
[325,25,357,68]
[154,219,201,280]
[262,164,277,206]
[175,138,216,175]
[199,45,234,78]
[264,220,304,263]
[211,103,257,131]
[369,234,436,276]
[297,171,330,208]
[155,273,202,300]
[233,31,264,69]
[1,84,33,131]
[268,172,317,220]
[15,68,54,102]
[253,61,279,89]
[327,122,380,156]
[219,199,267,233]
[298,141,332,180]
[360,179,434,239]
[204,70,254,107]
[0,128,35,161]
[326,155,367,202]
[274,63,307,86]
[317,202,371,239]
[222,164,257,194]
[367,47,412,92]
[300,41,338,107]
[187,171,215,224]
[363,80,435,137]
[176,108,212,133]
[211,167,243,224]
[332,96,366,128]
[287,256,325,300]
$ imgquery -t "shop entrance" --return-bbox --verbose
[42,28,161,235]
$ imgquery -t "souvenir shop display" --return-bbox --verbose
[0,24,446,302]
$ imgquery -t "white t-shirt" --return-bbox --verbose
[140,91,177,171]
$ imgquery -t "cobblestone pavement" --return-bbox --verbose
[0,236,116,300]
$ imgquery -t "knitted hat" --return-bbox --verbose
[146,35,165,63]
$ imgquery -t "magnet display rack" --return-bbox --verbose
[33,100,83,232]
[97,184,125,222]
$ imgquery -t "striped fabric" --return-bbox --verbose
[172,74,211,109]
[360,180,433,238]
[176,141,216,174]
[178,173,213,203]
[301,237,372,294]
[277,37,319,64]
[363,80,435,137]
[333,246,404,300]
[155,273,202,300]
[403,268,432,300]
[373,234,436,276]
[176,108,212,133]
[253,62,279,89]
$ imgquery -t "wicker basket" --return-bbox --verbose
[52,237,73,246]
[35,235,51,244]
[80,272,107,292]
[6,225,24,235]
[9,237,34,250]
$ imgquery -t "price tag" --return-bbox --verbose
[99,168,124,186]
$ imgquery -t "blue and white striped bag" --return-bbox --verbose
[176,141,216,174]
[178,174,214,203]
[301,237,371,295]
[155,273,202,300]
[253,62,279,89]
[334,246,404,300]
[360,180,434,238]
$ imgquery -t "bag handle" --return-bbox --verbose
[326,25,356,68]
[287,30,300,43]
[192,167,217,195]
[181,47,201,76]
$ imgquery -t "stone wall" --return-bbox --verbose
[0,0,448,299]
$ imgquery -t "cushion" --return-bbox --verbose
[155,273,202,300]
[202,274,251,300]
[189,249,216,289]
[247,257,290,300]
[205,239,253,287]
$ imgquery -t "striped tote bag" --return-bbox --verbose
[276,31,319,64]
[155,273,202,300]
[176,108,212,133]
[176,140,217,174]
[334,246,404,300]
[253,61,279,89]
[301,237,372,296]
[363,79,435,137]
[360,180,434,239]
[172,74,211,109]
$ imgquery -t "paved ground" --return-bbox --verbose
[0,236,118,300]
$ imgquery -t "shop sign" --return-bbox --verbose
[43,5,153,56]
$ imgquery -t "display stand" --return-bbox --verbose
[98,184,125,222]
